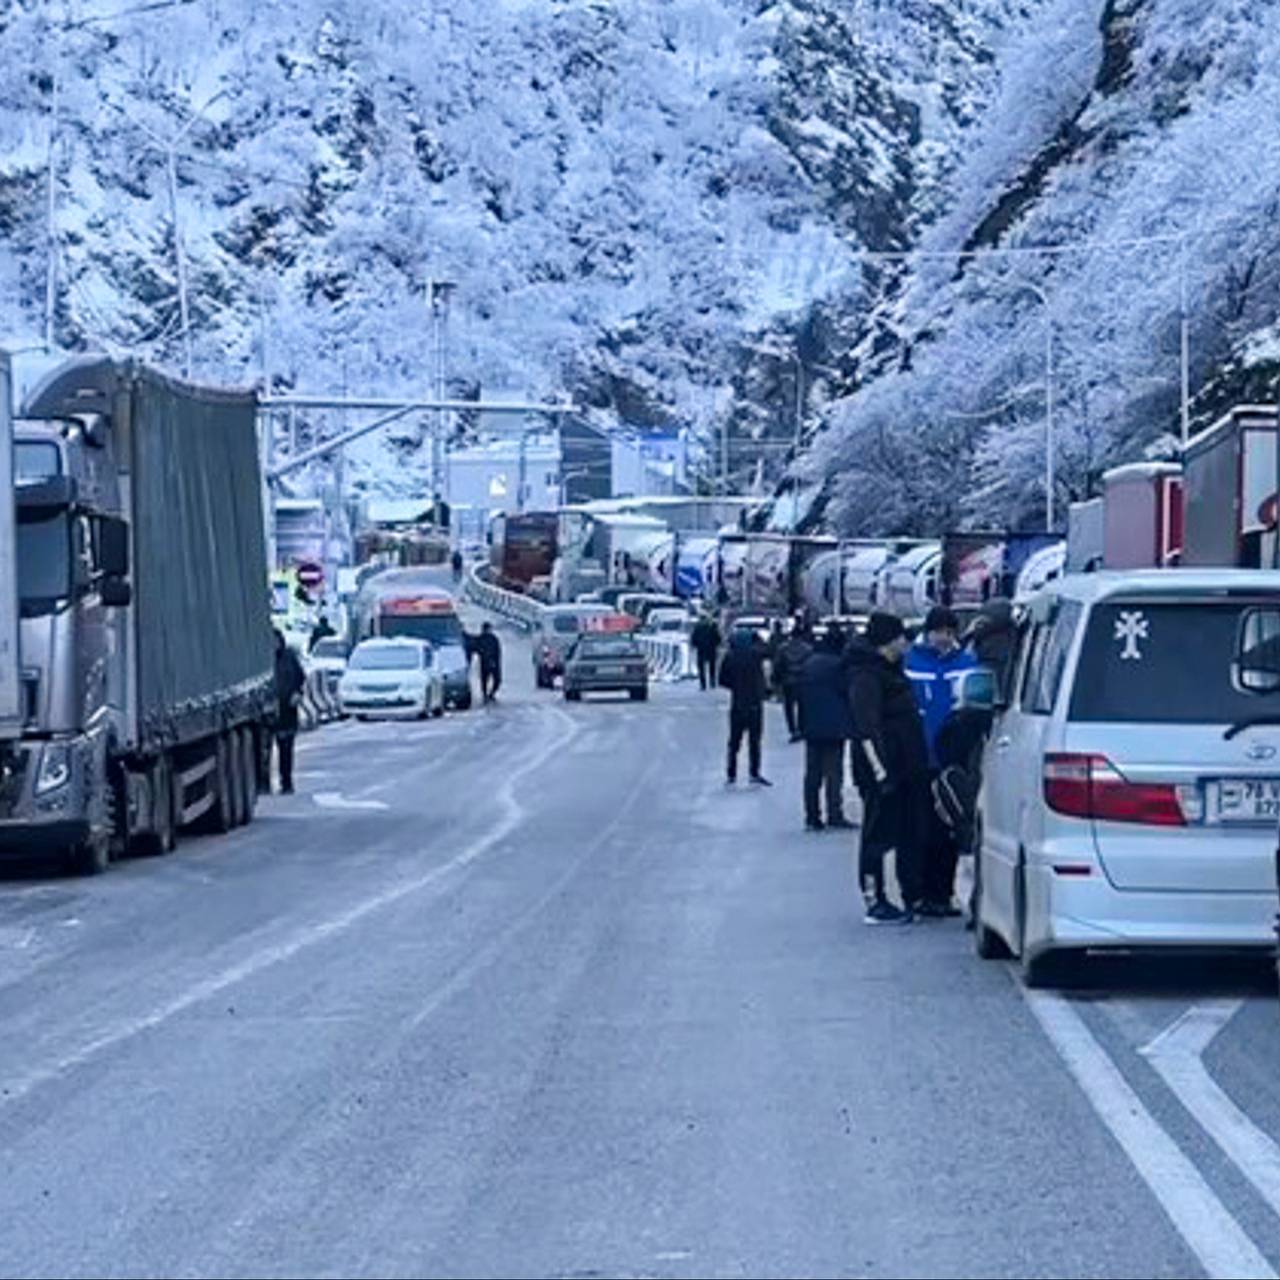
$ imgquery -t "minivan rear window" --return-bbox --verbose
[1070,601,1271,724]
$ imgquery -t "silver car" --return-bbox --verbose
[970,570,1280,986]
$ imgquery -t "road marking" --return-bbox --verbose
[312,791,390,812]
[1021,985,1276,1280]
[0,706,580,1109]
[1142,1001,1280,1225]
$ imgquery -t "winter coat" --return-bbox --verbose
[475,630,502,673]
[936,705,994,776]
[773,635,813,692]
[797,651,854,742]
[718,633,768,712]
[274,645,306,734]
[905,641,978,767]
[690,619,721,657]
[843,637,929,788]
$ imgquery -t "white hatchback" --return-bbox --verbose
[971,570,1280,986]
[338,638,445,720]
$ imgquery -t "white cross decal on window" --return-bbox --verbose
[1115,609,1149,661]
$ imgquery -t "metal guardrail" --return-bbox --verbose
[634,633,696,683]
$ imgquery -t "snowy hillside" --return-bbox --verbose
[1,1,1274,525]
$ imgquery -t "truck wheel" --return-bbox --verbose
[239,728,258,824]
[67,831,110,876]
[209,734,235,834]
[630,687,648,702]
[136,757,176,856]
[457,690,473,711]
[228,729,248,828]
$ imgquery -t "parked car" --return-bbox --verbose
[643,607,692,635]
[532,604,634,688]
[969,570,1280,987]
[618,592,687,623]
[338,638,445,720]
[308,637,350,695]
[563,633,649,702]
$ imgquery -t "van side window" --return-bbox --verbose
[1027,601,1082,715]
[1018,624,1049,709]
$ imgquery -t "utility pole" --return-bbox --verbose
[793,352,804,452]
[166,145,192,377]
[43,47,61,352]
[428,279,456,528]
[1179,235,1191,445]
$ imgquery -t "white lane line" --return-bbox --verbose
[1142,1001,1280,1225]
[1021,984,1276,1280]
[0,706,580,1109]
[312,792,390,813]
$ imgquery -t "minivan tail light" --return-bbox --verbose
[1044,753,1187,828]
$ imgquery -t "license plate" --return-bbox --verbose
[1218,779,1280,823]
[599,663,624,675]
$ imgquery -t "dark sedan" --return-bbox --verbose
[563,634,649,701]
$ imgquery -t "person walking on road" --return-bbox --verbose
[475,621,502,703]
[798,628,853,831]
[719,629,771,787]
[308,614,336,652]
[774,620,813,743]
[690,613,722,691]
[272,629,306,795]
[845,612,929,925]
[905,606,976,917]
[451,548,464,583]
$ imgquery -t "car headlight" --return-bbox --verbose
[35,742,71,796]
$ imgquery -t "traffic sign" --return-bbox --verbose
[296,561,325,589]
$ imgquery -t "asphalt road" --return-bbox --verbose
[2,602,1280,1279]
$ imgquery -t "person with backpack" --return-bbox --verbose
[905,606,976,917]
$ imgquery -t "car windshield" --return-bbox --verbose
[312,639,349,659]
[350,646,424,671]
[574,636,641,657]
[1070,600,1269,723]
[378,613,463,646]
[17,510,71,614]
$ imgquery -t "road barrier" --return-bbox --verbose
[298,667,343,732]
[464,563,695,683]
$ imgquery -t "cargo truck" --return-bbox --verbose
[2,355,275,874]
[1182,406,1279,568]
[1100,461,1183,569]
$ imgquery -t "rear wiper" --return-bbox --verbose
[1224,714,1280,740]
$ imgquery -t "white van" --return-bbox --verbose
[971,570,1280,986]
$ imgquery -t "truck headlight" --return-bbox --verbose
[35,743,71,796]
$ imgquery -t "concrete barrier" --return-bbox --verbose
[635,633,696,683]
[298,667,343,732]
[463,563,547,632]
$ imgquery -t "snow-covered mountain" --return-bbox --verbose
[1,1,1275,527]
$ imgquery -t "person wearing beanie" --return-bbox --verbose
[843,611,929,925]
[718,627,772,787]
[906,604,977,917]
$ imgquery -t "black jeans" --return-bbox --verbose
[275,731,296,792]
[856,774,926,906]
[783,687,801,738]
[697,651,716,690]
[727,705,763,780]
[481,664,501,700]
[804,739,845,823]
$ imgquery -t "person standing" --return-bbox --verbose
[844,612,929,925]
[905,606,977,917]
[272,630,306,795]
[690,613,722,691]
[308,613,336,652]
[718,629,771,786]
[451,548,464,583]
[797,628,853,830]
[773,621,814,743]
[475,621,503,702]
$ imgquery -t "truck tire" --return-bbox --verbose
[136,757,177,856]
[209,734,235,834]
[238,727,258,824]
[67,831,110,876]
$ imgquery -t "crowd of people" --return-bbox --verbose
[699,601,1015,928]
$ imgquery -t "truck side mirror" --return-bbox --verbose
[1234,608,1280,694]
[100,576,132,608]
[98,516,130,578]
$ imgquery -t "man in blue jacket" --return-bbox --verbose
[906,606,976,916]
[797,627,854,830]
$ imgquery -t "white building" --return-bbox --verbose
[610,430,689,498]
[447,432,563,517]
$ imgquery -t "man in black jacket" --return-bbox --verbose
[690,614,722,691]
[797,628,853,830]
[273,630,306,795]
[718,629,771,786]
[774,621,814,743]
[845,612,929,925]
[475,622,502,702]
